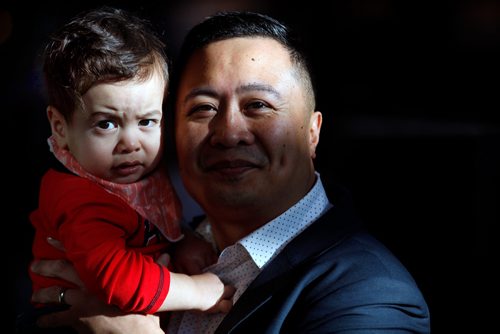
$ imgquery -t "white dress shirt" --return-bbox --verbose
[167,173,332,333]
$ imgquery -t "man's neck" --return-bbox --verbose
[207,213,268,251]
[205,172,319,250]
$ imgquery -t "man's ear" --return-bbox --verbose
[309,111,322,159]
[46,106,69,149]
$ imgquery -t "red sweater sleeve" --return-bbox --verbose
[32,169,170,313]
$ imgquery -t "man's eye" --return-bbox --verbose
[187,104,217,118]
[245,101,273,115]
[96,120,116,130]
[192,104,216,113]
[247,101,267,110]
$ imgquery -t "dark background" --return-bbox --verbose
[3,0,498,333]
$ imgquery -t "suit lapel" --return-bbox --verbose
[216,203,362,333]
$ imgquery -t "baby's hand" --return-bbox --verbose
[165,272,235,313]
[193,272,235,313]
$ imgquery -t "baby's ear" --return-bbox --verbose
[46,106,69,149]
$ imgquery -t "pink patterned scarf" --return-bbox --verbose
[48,136,183,242]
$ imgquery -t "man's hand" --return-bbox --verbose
[30,241,165,334]
[172,228,218,274]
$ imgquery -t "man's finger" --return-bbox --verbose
[31,286,65,304]
[46,236,65,251]
[32,286,82,305]
[31,259,84,288]
[36,308,76,328]
[156,253,170,267]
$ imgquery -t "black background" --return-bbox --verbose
[3,0,498,333]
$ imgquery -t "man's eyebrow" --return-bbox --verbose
[237,83,281,99]
[183,84,281,103]
[183,87,218,103]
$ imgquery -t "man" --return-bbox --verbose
[31,11,430,333]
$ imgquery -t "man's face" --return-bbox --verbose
[175,37,321,223]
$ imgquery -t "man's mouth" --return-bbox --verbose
[206,159,257,176]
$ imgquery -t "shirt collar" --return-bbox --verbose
[239,172,332,268]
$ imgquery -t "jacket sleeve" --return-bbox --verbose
[289,239,430,333]
[295,272,430,333]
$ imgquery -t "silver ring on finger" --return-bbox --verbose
[58,288,68,305]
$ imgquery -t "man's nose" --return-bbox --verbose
[209,106,254,147]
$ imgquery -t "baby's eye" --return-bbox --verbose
[139,119,158,127]
[96,120,117,130]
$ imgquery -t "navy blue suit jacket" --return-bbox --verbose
[215,188,430,333]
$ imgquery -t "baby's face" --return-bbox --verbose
[65,71,166,184]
